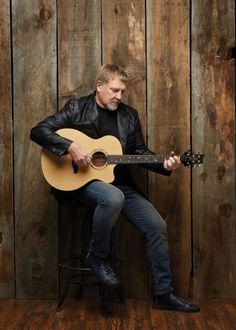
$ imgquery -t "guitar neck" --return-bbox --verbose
[107,154,168,164]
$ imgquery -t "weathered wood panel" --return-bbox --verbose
[57,0,102,296]
[0,0,14,298]
[58,0,101,108]
[12,0,58,298]
[0,0,234,301]
[147,0,191,297]
[102,0,148,299]
[192,0,236,298]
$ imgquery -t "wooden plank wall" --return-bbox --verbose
[0,0,235,300]
[0,0,14,298]
[12,0,58,298]
[147,0,191,297]
[58,0,101,106]
[192,0,236,298]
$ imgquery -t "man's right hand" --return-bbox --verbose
[67,142,91,168]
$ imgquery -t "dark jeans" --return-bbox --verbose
[73,180,172,295]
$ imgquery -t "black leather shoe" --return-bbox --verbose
[153,292,200,313]
[86,252,120,286]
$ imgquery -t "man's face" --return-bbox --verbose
[96,77,127,111]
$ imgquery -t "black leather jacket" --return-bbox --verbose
[30,92,170,177]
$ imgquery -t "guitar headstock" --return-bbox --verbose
[180,150,205,167]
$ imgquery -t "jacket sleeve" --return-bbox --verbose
[133,112,172,176]
[30,99,77,156]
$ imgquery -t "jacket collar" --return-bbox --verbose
[117,103,129,151]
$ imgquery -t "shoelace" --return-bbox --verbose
[101,261,115,276]
[171,294,191,306]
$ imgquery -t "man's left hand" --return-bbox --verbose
[164,151,181,171]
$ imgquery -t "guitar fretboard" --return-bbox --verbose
[107,155,168,164]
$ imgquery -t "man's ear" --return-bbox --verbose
[96,80,103,93]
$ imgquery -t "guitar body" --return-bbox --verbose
[41,128,204,191]
[41,129,123,191]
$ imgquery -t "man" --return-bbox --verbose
[30,64,200,313]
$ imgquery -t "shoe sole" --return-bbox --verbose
[153,304,200,313]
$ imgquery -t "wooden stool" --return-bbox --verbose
[56,203,124,316]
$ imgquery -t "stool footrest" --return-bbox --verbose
[59,263,91,271]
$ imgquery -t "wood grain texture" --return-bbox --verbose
[0,298,236,329]
[58,0,101,107]
[192,0,236,298]
[57,0,101,297]
[147,0,191,297]
[12,0,58,298]
[1,0,235,300]
[102,0,146,127]
[102,0,148,299]
[0,0,14,298]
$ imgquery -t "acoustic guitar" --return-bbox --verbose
[41,128,204,191]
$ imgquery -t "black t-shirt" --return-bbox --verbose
[96,104,132,186]
[96,103,119,138]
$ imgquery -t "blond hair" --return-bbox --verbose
[95,64,128,84]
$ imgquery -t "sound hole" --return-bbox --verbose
[91,151,107,168]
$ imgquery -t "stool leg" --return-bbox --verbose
[76,273,85,300]
[76,213,90,300]
[56,277,70,311]
[114,283,125,304]
[99,284,113,317]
